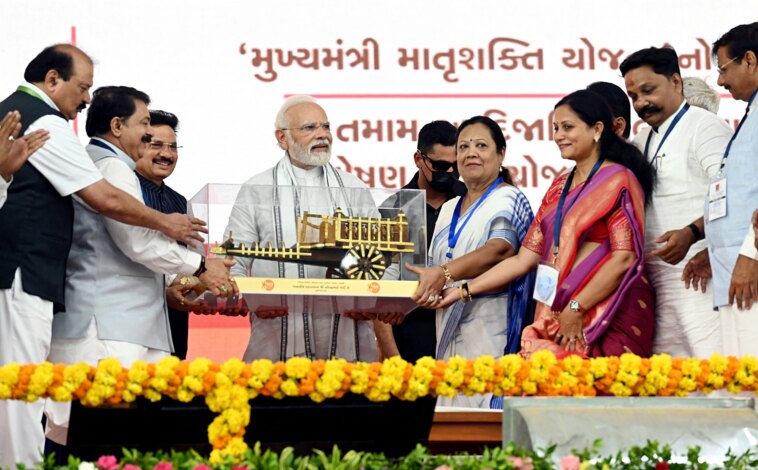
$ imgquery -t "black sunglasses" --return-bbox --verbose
[419,152,457,173]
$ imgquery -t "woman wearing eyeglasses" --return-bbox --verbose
[436,90,656,361]
[407,116,535,407]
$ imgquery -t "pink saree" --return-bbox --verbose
[520,163,655,358]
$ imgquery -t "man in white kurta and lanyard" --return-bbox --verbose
[225,96,378,362]
[45,86,235,446]
[683,23,758,356]
[620,46,733,358]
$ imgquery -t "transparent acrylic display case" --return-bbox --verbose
[188,183,426,317]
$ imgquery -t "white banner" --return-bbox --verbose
[1,0,752,208]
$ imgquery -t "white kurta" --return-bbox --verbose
[632,102,732,358]
[0,83,103,470]
[226,155,378,362]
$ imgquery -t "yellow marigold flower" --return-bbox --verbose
[609,382,632,397]
[210,436,248,463]
[735,356,758,389]
[349,365,369,394]
[403,359,434,401]
[248,359,274,390]
[220,358,245,381]
[0,363,21,399]
[522,381,537,395]
[27,362,54,401]
[495,355,524,393]
[588,357,610,379]
[439,355,467,392]
[280,380,299,396]
[54,363,90,402]
[530,350,558,370]
[681,358,702,379]
[82,359,122,406]
[285,357,311,379]
[223,406,250,433]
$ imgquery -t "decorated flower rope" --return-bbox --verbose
[1,351,756,463]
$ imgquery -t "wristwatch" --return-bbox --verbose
[568,299,584,313]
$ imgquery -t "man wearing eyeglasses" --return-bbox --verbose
[376,120,464,362]
[0,46,209,467]
[225,95,379,362]
[620,47,732,358]
[134,110,196,360]
[683,23,758,358]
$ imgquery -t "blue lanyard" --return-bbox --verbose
[89,138,117,153]
[446,177,503,259]
[553,158,604,259]
[643,103,690,166]
[719,88,758,170]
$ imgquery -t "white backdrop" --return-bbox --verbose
[1,0,753,208]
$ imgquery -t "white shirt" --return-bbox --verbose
[632,101,733,267]
[739,228,758,261]
[0,176,9,208]
[85,138,201,275]
[21,82,102,197]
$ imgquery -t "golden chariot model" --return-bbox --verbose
[210,208,414,280]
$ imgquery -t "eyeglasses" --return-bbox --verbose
[148,141,182,152]
[419,152,457,172]
[280,122,331,134]
[717,56,739,75]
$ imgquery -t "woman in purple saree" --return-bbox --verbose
[436,90,656,358]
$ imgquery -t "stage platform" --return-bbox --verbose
[503,397,758,464]
[429,397,758,463]
[428,407,502,454]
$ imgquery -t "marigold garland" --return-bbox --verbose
[1,351,756,463]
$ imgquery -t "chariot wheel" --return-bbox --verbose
[341,244,387,280]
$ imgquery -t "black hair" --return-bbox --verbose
[712,22,758,63]
[555,90,655,204]
[586,81,631,139]
[24,44,91,83]
[85,86,151,137]
[417,120,457,154]
[619,46,681,78]
[149,110,180,132]
[456,115,513,185]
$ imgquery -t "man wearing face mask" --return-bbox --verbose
[377,120,464,361]
[620,47,732,358]
[225,95,380,361]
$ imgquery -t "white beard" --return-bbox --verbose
[287,138,331,167]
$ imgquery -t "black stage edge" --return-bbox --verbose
[64,394,436,459]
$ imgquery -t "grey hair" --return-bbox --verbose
[274,95,318,129]
[683,77,720,114]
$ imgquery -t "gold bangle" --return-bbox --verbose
[440,263,453,283]
[459,285,467,302]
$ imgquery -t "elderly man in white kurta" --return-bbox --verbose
[621,47,732,358]
[225,96,378,362]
